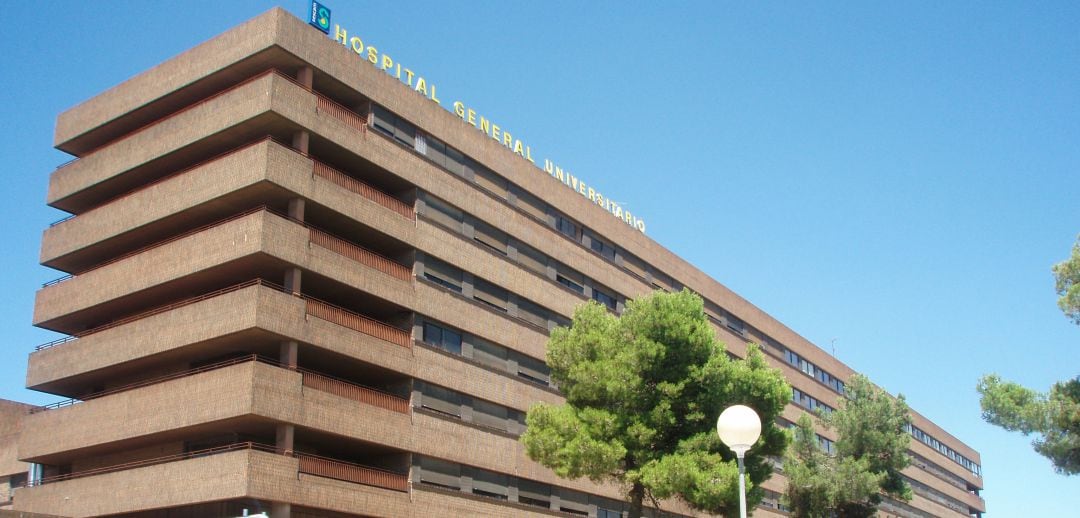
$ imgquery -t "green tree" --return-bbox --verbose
[521,290,790,517]
[783,374,913,517]
[1053,235,1080,325]
[977,235,1080,475]
[977,375,1080,475]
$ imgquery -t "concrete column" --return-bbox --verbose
[296,66,313,88]
[275,423,294,453]
[271,502,291,518]
[287,198,306,222]
[284,268,302,294]
[279,340,298,369]
[291,130,310,154]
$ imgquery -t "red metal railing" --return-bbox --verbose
[302,371,408,414]
[312,161,415,220]
[309,228,410,280]
[316,96,368,134]
[297,453,408,492]
[304,298,411,348]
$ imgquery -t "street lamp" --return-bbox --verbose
[717,404,762,518]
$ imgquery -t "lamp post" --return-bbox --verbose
[717,405,761,518]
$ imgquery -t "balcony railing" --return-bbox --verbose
[305,298,411,348]
[309,228,410,281]
[22,442,408,494]
[26,442,279,487]
[316,96,368,134]
[312,161,415,220]
[302,371,408,414]
[297,453,408,492]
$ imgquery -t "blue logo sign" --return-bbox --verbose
[309,1,331,34]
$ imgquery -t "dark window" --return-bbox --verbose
[516,298,549,328]
[517,479,551,509]
[515,353,551,386]
[556,215,579,239]
[473,279,508,312]
[423,322,462,354]
[470,468,509,500]
[726,314,745,335]
[423,195,464,231]
[514,187,548,221]
[419,457,460,490]
[515,241,548,275]
[420,382,462,417]
[589,233,616,260]
[423,257,463,293]
[473,162,508,198]
[473,221,508,254]
[592,287,617,311]
[555,265,585,294]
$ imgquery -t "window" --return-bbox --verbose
[650,269,681,292]
[555,265,585,294]
[592,287,617,311]
[473,221,508,254]
[423,257,463,293]
[516,298,549,328]
[514,187,548,221]
[419,382,462,417]
[473,398,509,431]
[621,251,648,278]
[597,509,622,518]
[470,468,508,500]
[517,479,551,508]
[423,322,462,354]
[444,143,466,176]
[471,337,508,370]
[371,105,415,147]
[588,232,616,260]
[423,195,464,231]
[473,279,508,312]
[473,162,508,198]
[726,313,745,335]
[556,215,579,239]
[515,241,548,275]
[419,457,460,490]
[515,353,551,386]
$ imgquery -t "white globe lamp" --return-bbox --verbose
[717,405,762,518]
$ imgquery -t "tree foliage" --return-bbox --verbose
[977,374,1080,475]
[783,375,912,517]
[976,236,1080,475]
[521,290,790,517]
[1052,235,1080,325]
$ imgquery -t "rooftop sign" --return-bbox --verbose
[308,2,646,234]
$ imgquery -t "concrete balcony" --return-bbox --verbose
[42,138,416,274]
[13,447,413,518]
[27,284,558,425]
[34,209,413,333]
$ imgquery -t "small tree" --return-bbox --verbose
[521,290,790,517]
[783,374,912,517]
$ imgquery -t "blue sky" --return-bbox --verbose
[1,1,1077,515]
